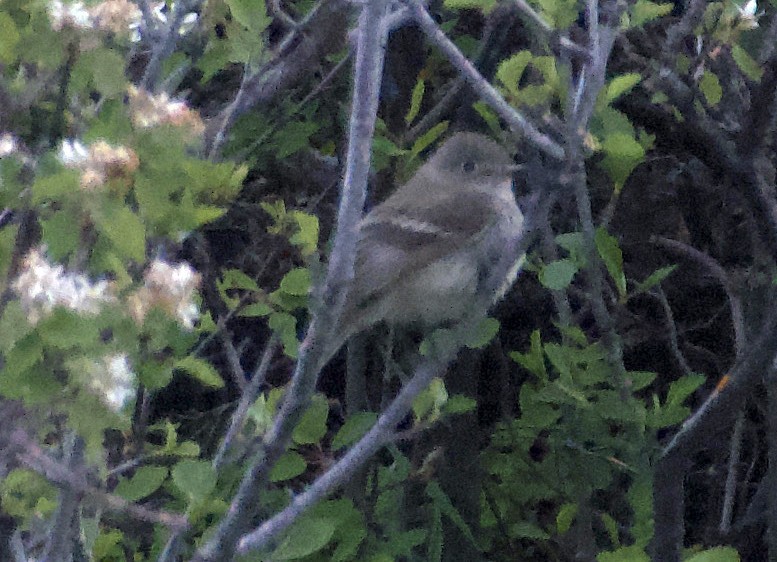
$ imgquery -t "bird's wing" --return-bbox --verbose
[346,186,499,309]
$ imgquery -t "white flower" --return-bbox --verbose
[58,139,89,167]
[0,134,17,157]
[13,249,116,324]
[89,353,136,411]
[48,0,93,31]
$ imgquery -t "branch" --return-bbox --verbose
[9,429,188,531]
[401,0,565,160]
[190,0,390,558]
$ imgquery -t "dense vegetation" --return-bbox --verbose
[0,0,773,560]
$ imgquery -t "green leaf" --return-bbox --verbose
[279,267,310,296]
[606,74,642,103]
[464,317,500,349]
[556,503,578,533]
[630,0,673,26]
[269,311,298,358]
[93,204,146,262]
[732,44,763,81]
[539,259,578,290]
[41,211,81,261]
[175,356,224,388]
[226,0,271,31]
[595,228,627,299]
[0,13,20,64]
[635,265,677,293]
[73,48,127,98]
[426,481,480,548]
[290,211,319,256]
[38,309,99,350]
[472,101,501,137]
[509,330,547,379]
[269,451,307,482]
[332,412,378,450]
[600,132,645,190]
[115,467,168,501]
[405,78,425,125]
[443,0,496,12]
[292,394,329,444]
[598,545,650,562]
[272,120,320,158]
[273,516,336,560]
[441,394,477,415]
[171,459,216,502]
[409,122,449,160]
[685,546,741,562]
[510,521,549,539]
[497,51,532,99]
[666,373,705,405]
[32,170,80,204]
[626,371,657,391]
[700,71,722,106]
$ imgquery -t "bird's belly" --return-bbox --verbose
[383,253,478,325]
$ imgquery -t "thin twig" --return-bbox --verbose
[402,0,565,160]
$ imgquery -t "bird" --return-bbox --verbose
[328,131,526,359]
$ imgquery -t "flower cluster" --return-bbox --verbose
[88,353,136,411]
[48,0,92,31]
[58,139,139,192]
[89,0,142,36]
[13,249,116,325]
[128,259,201,330]
[0,133,18,158]
[128,86,205,138]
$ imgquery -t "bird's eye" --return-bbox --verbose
[462,160,476,173]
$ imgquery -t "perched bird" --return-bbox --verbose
[329,131,526,357]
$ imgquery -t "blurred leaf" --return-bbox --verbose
[332,412,378,450]
[409,121,449,160]
[600,132,645,190]
[539,259,578,290]
[635,265,677,293]
[631,0,673,26]
[510,330,547,379]
[38,309,99,350]
[473,101,502,137]
[405,78,425,125]
[732,44,763,81]
[685,546,741,562]
[700,71,722,106]
[175,356,224,388]
[444,0,496,12]
[442,394,477,415]
[272,120,320,158]
[269,312,298,358]
[41,211,80,261]
[290,211,319,256]
[606,73,642,103]
[0,13,19,63]
[497,51,532,99]
[626,371,657,391]
[171,459,216,502]
[556,503,578,533]
[598,545,650,561]
[595,228,627,299]
[93,203,146,262]
[464,317,500,349]
[226,0,271,30]
[273,516,336,560]
[73,48,127,98]
[115,467,168,501]
[269,451,307,482]
[280,267,310,296]
[292,394,329,444]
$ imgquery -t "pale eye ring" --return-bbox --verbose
[462,160,476,173]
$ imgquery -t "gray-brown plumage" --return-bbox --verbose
[334,132,525,347]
